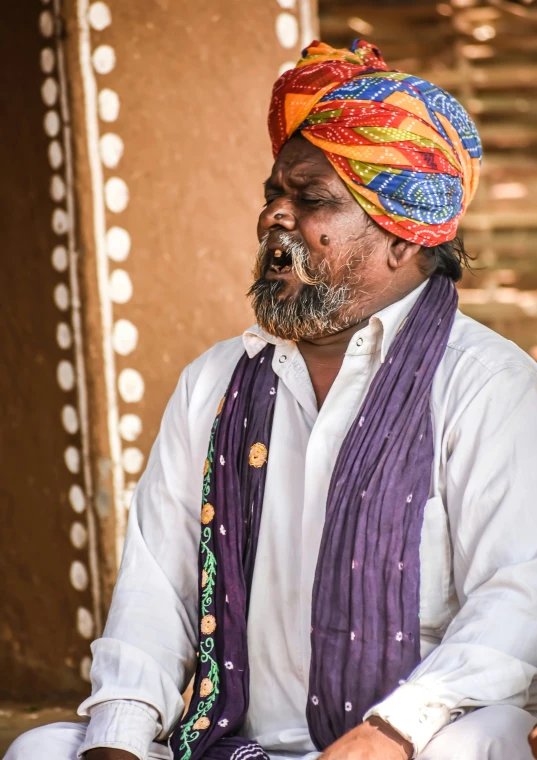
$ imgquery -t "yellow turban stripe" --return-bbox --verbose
[268,40,482,247]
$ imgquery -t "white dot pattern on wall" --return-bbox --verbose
[80,656,92,683]
[70,560,89,591]
[50,175,66,202]
[39,10,54,37]
[57,359,76,391]
[109,269,133,304]
[64,446,81,474]
[69,484,86,514]
[98,88,120,122]
[54,283,70,311]
[104,177,129,213]
[122,447,144,474]
[277,0,296,7]
[105,226,130,261]
[76,607,95,639]
[275,12,299,49]
[40,48,55,73]
[61,404,80,434]
[52,208,70,235]
[48,140,63,169]
[123,481,137,510]
[118,368,145,403]
[70,522,88,550]
[118,413,142,442]
[112,319,138,355]
[100,133,124,168]
[52,245,68,272]
[44,109,60,137]
[41,77,58,106]
[82,0,145,571]
[56,322,72,350]
[92,44,116,74]
[88,2,112,31]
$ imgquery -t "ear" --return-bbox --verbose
[387,237,422,270]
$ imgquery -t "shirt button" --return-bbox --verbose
[356,337,363,347]
[279,355,287,363]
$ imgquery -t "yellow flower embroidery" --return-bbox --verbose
[201,503,215,525]
[201,614,216,635]
[217,396,226,416]
[203,458,210,477]
[249,442,268,468]
[201,569,208,588]
[200,677,214,697]
[193,716,211,731]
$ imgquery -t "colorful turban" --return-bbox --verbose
[268,39,482,247]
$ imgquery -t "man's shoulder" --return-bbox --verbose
[446,310,537,380]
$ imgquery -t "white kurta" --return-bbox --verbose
[72,282,537,759]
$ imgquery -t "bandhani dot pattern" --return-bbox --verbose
[268,39,482,247]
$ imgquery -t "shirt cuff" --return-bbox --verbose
[77,700,160,760]
[363,682,454,757]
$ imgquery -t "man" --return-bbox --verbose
[7,39,537,760]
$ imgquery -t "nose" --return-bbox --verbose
[258,200,296,238]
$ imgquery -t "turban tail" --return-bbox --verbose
[268,39,482,247]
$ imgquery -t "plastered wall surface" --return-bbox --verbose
[1,0,316,700]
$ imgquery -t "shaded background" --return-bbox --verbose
[0,0,536,748]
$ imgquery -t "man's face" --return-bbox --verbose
[250,134,391,341]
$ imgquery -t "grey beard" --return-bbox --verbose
[248,233,352,341]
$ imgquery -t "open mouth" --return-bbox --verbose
[267,247,293,275]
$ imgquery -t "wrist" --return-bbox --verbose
[366,716,414,759]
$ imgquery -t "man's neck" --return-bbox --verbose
[296,277,427,408]
[298,321,367,410]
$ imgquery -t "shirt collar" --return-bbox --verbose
[242,279,430,364]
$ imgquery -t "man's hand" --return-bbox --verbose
[84,750,139,760]
[529,724,537,758]
[320,718,413,760]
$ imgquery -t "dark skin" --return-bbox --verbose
[259,134,429,408]
[86,137,428,760]
[530,725,537,757]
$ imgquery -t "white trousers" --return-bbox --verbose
[5,706,536,760]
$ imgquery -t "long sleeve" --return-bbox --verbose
[78,365,202,759]
[366,363,537,755]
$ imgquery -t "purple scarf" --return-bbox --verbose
[171,276,458,760]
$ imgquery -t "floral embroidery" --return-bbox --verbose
[224,661,233,670]
[311,695,319,706]
[200,678,214,697]
[218,718,229,728]
[219,525,226,536]
[350,631,356,641]
[358,416,365,427]
[249,442,268,468]
[177,410,221,760]
[201,503,215,525]
[269,387,276,395]
[220,455,226,466]
[395,631,403,642]
[345,702,352,712]
[406,493,413,503]
[217,397,226,415]
[201,615,217,635]
[398,562,404,571]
